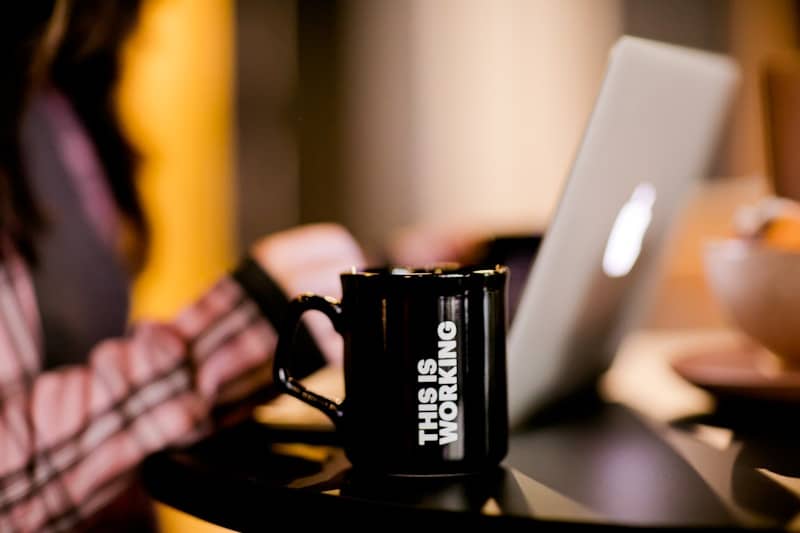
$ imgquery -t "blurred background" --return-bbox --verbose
[123,0,796,326]
[119,0,799,530]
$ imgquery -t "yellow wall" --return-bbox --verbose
[119,0,236,320]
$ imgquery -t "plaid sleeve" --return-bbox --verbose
[0,260,277,532]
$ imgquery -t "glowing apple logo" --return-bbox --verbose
[602,183,656,278]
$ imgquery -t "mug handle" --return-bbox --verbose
[273,294,345,425]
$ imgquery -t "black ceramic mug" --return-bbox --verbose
[273,265,509,477]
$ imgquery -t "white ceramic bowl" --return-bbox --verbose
[705,239,800,364]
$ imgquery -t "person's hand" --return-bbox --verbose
[251,223,366,366]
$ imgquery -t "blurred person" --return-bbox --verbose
[0,1,364,531]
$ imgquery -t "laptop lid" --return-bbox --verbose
[507,36,740,427]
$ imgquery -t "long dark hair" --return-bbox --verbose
[0,3,56,261]
[0,0,146,264]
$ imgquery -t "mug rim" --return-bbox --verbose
[341,264,508,279]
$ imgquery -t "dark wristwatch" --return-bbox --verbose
[231,257,325,378]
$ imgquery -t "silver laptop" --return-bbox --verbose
[508,36,740,427]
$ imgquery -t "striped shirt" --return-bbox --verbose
[0,243,279,532]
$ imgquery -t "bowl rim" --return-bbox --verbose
[704,238,800,258]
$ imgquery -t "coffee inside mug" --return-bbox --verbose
[274,264,509,476]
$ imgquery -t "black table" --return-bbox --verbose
[142,389,800,531]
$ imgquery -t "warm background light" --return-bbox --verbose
[336,0,621,250]
[119,0,236,320]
